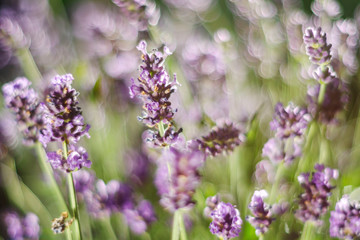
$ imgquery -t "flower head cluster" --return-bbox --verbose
[154,146,205,212]
[73,170,156,234]
[2,77,50,146]
[303,27,332,66]
[3,211,40,240]
[209,202,243,240]
[307,72,348,124]
[143,126,183,148]
[330,195,360,239]
[130,40,179,127]
[246,190,274,236]
[204,195,220,218]
[197,122,244,157]
[295,164,339,225]
[47,145,91,173]
[44,74,90,144]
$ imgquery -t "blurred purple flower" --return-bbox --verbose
[204,195,220,218]
[154,146,205,212]
[295,164,338,225]
[311,0,341,18]
[2,77,49,146]
[254,160,275,186]
[47,145,91,173]
[44,74,90,144]
[330,195,360,239]
[124,200,156,234]
[246,190,274,236]
[270,103,310,139]
[262,136,303,165]
[209,202,242,240]
[130,40,179,127]
[73,170,96,194]
[197,122,245,157]
[4,211,40,240]
[303,27,332,66]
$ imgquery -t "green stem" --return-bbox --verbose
[35,142,72,240]
[300,221,316,240]
[178,211,188,240]
[171,210,180,240]
[64,142,82,240]
[259,234,264,240]
[16,48,42,83]
[317,83,327,107]
[269,162,284,203]
[158,121,166,137]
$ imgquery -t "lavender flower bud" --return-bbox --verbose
[270,103,310,139]
[142,126,184,148]
[197,122,244,157]
[295,164,338,225]
[123,200,156,234]
[22,213,40,239]
[130,40,179,127]
[47,145,91,172]
[209,202,242,240]
[44,74,90,144]
[204,195,220,218]
[262,136,303,165]
[303,27,332,66]
[154,147,205,212]
[2,77,49,146]
[3,211,40,240]
[330,195,360,239]
[246,190,274,236]
[307,77,348,124]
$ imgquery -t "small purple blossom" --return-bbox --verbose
[197,122,245,157]
[130,40,179,127]
[44,74,90,144]
[204,195,220,218]
[123,200,156,235]
[209,202,242,240]
[73,170,95,194]
[3,211,40,240]
[270,102,310,139]
[295,164,338,225]
[154,146,205,212]
[330,195,360,239]
[246,190,274,236]
[2,77,49,146]
[142,126,184,148]
[262,136,303,165]
[47,145,91,172]
[303,27,332,65]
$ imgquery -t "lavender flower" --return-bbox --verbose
[197,122,244,157]
[246,190,274,236]
[295,164,338,225]
[73,170,95,194]
[130,40,179,127]
[262,136,303,165]
[123,200,156,234]
[270,102,310,139]
[303,27,332,66]
[2,77,50,146]
[143,126,184,148]
[254,160,275,186]
[47,145,91,172]
[204,195,220,218]
[44,74,90,144]
[209,202,242,240]
[330,195,360,239]
[307,73,348,124]
[4,212,40,240]
[154,147,205,212]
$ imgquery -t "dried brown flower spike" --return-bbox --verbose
[51,212,74,234]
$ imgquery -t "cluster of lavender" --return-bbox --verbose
[2,77,49,146]
[43,74,91,172]
[304,27,348,124]
[330,195,360,239]
[246,190,275,236]
[155,146,205,212]
[197,122,244,157]
[3,211,40,240]
[262,102,310,166]
[73,170,156,234]
[295,164,338,225]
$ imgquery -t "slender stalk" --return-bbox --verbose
[35,142,72,240]
[171,210,180,240]
[16,48,42,83]
[269,162,284,203]
[178,210,188,240]
[300,221,316,240]
[63,142,82,240]
[317,83,327,106]
[259,234,264,240]
[158,121,166,137]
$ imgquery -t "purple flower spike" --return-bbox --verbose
[154,147,205,212]
[209,202,242,240]
[295,164,338,225]
[4,211,40,240]
[143,126,184,148]
[47,145,91,172]
[44,74,90,144]
[246,190,274,236]
[22,213,40,239]
[270,103,310,139]
[197,122,245,157]
[330,195,360,239]
[303,27,332,65]
[124,200,156,235]
[130,40,179,127]
[2,77,49,146]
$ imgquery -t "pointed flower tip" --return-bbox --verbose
[137,40,147,54]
